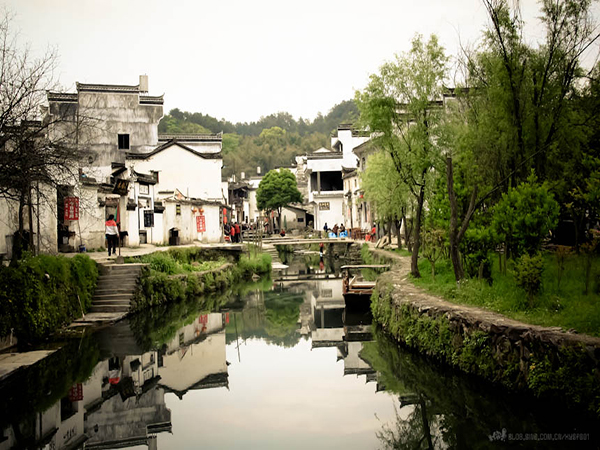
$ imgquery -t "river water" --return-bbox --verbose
[0,253,597,449]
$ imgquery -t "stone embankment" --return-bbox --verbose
[371,249,600,416]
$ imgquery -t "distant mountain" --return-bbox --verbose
[159,100,360,178]
[158,100,359,137]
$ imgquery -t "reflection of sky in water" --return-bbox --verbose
[157,338,400,450]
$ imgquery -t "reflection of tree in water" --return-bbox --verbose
[377,399,445,450]
[226,287,305,348]
[130,290,230,351]
[362,326,598,449]
[263,291,303,344]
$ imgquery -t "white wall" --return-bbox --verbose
[133,144,222,200]
[195,204,221,243]
[313,194,344,231]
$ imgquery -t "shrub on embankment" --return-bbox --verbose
[129,248,271,311]
[0,254,98,342]
[371,281,600,418]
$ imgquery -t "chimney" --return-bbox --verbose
[257,166,261,175]
[139,75,149,93]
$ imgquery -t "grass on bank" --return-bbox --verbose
[0,253,98,341]
[131,247,272,310]
[411,252,600,336]
[125,249,228,275]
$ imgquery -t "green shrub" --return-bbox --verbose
[0,254,98,341]
[514,253,544,306]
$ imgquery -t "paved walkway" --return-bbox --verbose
[63,241,245,263]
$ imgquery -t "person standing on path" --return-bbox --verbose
[105,214,118,256]
[230,223,236,243]
[235,222,242,243]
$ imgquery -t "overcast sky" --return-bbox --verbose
[5,0,600,124]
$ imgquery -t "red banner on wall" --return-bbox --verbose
[196,215,206,232]
[68,383,83,402]
[64,197,79,221]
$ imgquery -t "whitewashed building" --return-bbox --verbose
[294,125,370,232]
[39,75,228,251]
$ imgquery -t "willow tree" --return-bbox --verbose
[356,34,448,277]
[361,150,411,250]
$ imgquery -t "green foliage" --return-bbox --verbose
[528,345,600,417]
[492,174,560,257]
[361,149,410,223]
[132,250,272,311]
[0,254,98,341]
[514,253,545,305]
[256,169,302,219]
[158,101,359,178]
[372,286,600,416]
[412,252,600,336]
[237,253,272,277]
[128,248,229,275]
[461,227,494,280]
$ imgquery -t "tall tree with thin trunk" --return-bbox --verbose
[356,34,448,277]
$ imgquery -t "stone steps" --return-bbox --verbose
[88,263,145,315]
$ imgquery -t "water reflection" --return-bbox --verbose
[1,254,598,449]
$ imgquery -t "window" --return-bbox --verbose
[139,184,149,195]
[176,204,181,215]
[118,134,130,150]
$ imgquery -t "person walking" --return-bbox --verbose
[105,214,118,256]
[323,222,328,238]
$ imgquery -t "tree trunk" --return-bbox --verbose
[404,213,412,252]
[396,219,402,250]
[446,157,478,283]
[411,185,425,278]
[27,187,35,255]
[11,189,26,265]
[446,157,464,281]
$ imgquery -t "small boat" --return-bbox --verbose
[341,264,390,309]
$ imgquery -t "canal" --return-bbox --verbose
[0,252,597,449]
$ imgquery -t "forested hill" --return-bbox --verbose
[158,100,359,178]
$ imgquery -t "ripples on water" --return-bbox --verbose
[0,254,597,449]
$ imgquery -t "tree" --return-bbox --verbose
[439,0,600,282]
[491,174,560,259]
[361,150,411,250]
[0,12,90,261]
[356,34,448,277]
[256,169,302,229]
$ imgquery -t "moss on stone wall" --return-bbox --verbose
[371,282,600,417]
[131,252,272,312]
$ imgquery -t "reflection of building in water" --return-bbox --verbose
[0,350,169,450]
[83,351,171,449]
[0,313,231,450]
[0,384,87,450]
[159,312,229,398]
[309,279,345,347]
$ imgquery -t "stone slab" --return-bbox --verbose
[0,349,58,381]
